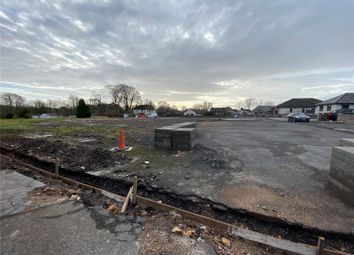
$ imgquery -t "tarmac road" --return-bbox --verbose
[155,119,354,234]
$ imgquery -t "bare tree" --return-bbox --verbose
[192,101,213,112]
[157,101,170,108]
[1,93,25,108]
[121,85,141,111]
[90,90,103,106]
[143,99,155,108]
[33,100,45,109]
[180,106,187,111]
[202,101,213,111]
[68,94,79,109]
[1,93,15,107]
[244,97,256,110]
[105,84,124,105]
[14,95,25,108]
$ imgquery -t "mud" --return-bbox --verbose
[1,148,353,253]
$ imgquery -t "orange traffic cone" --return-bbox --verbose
[119,129,126,150]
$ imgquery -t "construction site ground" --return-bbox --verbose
[0,155,281,255]
[1,117,353,252]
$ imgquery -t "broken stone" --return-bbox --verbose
[221,237,231,247]
[212,204,227,211]
[69,194,80,200]
[172,226,183,234]
[262,205,269,210]
[107,204,120,213]
[183,228,195,237]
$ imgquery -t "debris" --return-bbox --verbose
[107,204,120,213]
[280,192,284,196]
[69,194,80,201]
[261,206,269,210]
[183,228,195,237]
[172,226,183,234]
[169,210,181,218]
[121,186,133,213]
[221,237,231,247]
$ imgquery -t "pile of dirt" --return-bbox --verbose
[1,136,129,172]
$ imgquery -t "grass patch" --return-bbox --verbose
[124,145,172,171]
[0,118,64,134]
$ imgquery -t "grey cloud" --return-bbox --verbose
[1,0,353,106]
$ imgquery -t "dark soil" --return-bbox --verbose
[1,135,129,172]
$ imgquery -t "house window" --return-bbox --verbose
[290,108,292,113]
[342,105,349,109]
[319,106,323,111]
[302,108,304,113]
[326,105,331,111]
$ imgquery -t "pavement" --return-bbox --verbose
[155,119,354,234]
[0,167,217,255]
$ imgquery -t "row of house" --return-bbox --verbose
[132,92,354,118]
[254,92,354,117]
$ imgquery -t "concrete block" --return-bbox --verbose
[154,127,176,148]
[339,138,354,147]
[172,128,196,150]
[328,176,354,206]
[328,146,354,205]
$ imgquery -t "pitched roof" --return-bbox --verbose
[133,104,154,110]
[252,106,274,112]
[316,93,354,105]
[276,98,322,108]
[210,107,233,112]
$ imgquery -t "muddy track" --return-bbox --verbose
[1,146,353,252]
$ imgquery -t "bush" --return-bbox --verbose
[15,108,32,119]
[6,113,14,119]
[76,99,91,118]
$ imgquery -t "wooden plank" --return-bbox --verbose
[317,236,325,255]
[136,195,231,233]
[132,176,138,205]
[231,226,317,255]
[121,186,133,213]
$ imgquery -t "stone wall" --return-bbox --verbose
[328,140,354,206]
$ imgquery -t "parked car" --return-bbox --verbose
[287,112,310,122]
[147,112,158,118]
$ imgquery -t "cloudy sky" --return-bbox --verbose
[1,0,354,107]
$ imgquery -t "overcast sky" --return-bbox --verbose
[1,0,354,107]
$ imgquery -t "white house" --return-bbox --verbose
[183,109,202,116]
[133,105,156,116]
[274,98,322,116]
[315,93,354,114]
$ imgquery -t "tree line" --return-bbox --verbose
[0,84,271,119]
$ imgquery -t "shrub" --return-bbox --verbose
[76,99,91,118]
[15,108,32,119]
[6,113,14,119]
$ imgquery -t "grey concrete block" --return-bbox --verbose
[328,176,354,206]
[328,146,354,205]
[339,138,354,147]
[172,128,196,150]
[331,146,354,165]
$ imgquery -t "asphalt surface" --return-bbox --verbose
[0,170,44,217]
[0,168,217,255]
[155,119,354,233]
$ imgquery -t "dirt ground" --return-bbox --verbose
[0,156,282,255]
[1,117,354,239]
